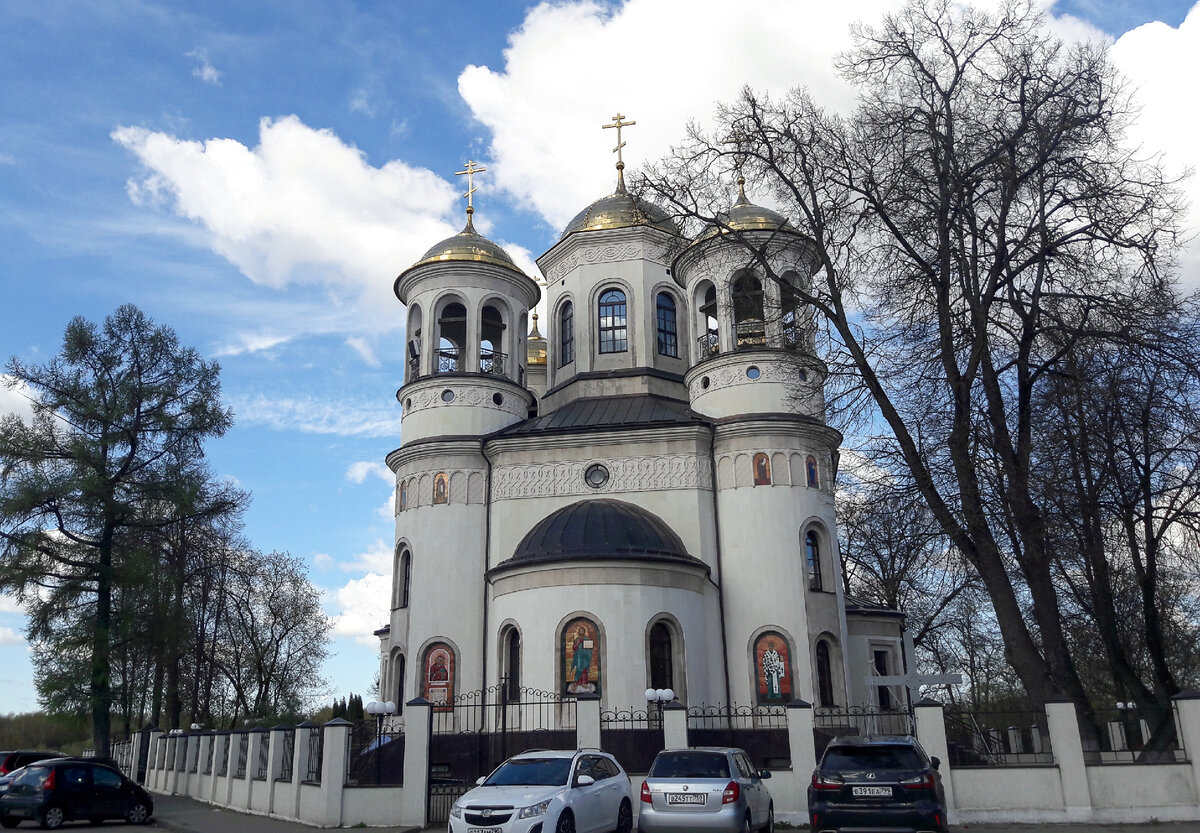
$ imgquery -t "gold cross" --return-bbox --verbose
[455,160,487,217]
[602,113,636,168]
[723,129,749,199]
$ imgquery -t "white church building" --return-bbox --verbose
[376,127,904,717]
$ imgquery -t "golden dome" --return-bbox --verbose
[526,313,547,367]
[409,217,524,274]
[560,180,678,239]
[700,179,798,240]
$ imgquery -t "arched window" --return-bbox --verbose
[399,549,412,608]
[406,304,423,382]
[396,655,406,712]
[480,304,506,376]
[649,622,673,691]
[781,284,800,349]
[699,284,718,357]
[656,293,678,357]
[437,302,466,372]
[816,641,834,707]
[598,289,627,354]
[806,455,820,488]
[559,301,575,366]
[732,273,764,347]
[805,531,822,590]
[503,628,521,702]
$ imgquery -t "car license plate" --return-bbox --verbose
[666,792,706,805]
[468,827,502,833]
[852,786,893,797]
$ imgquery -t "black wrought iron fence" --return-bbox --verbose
[697,332,719,358]
[174,737,186,771]
[347,718,406,786]
[189,736,199,773]
[1079,704,1185,764]
[235,732,249,778]
[217,733,230,776]
[305,725,323,782]
[480,349,508,378]
[436,347,461,373]
[278,729,295,782]
[601,707,661,774]
[687,704,790,769]
[943,708,1054,766]
[203,737,214,775]
[256,730,270,779]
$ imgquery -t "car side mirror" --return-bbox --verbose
[576,774,595,787]
[930,756,941,771]
[475,777,486,786]
[758,770,772,779]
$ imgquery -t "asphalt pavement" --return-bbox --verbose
[147,792,1200,832]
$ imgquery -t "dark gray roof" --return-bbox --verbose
[506,499,699,566]
[844,592,903,615]
[499,394,704,436]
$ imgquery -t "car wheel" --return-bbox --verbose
[740,812,752,833]
[762,804,774,833]
[125,800,150,825]
[39,805,65,830]
[555,810,575,833]
[614,799,632,833]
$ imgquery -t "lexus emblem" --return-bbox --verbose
[866,773,876,780]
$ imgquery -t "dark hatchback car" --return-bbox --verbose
[0,759,153,829]
[0,755,62,778]
[808,736,947,833]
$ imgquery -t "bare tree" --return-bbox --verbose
[639,0,1187,711]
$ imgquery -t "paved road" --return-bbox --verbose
[147,792,1200,832]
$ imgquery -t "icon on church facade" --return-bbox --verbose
[754,631,792,703]
[398,481,407,512]
[753,453,771,485]
[423,643,454,709]
[433,472,449,504]
[563,618,600,695]
[806,456,820,488]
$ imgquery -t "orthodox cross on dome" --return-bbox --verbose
[723,129,750,203]
[455,160,487,223]
[603,112,636,191]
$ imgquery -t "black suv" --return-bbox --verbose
[0,758,153,829]
[808,735,947,833]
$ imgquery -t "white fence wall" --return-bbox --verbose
[137,692,1200,828]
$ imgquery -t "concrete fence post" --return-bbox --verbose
[785,698,816,815]
[146,730,163,791]
[1171,690,1200,808]
[401,698,433,828]
[914,699,955,824]
[266,723,288,815]
[130,727,153,784]
[663,700,688,750]
[319,718,352,827]
[1045,697,1092,821]
[577,693,602,749]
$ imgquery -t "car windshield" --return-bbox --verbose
[823,747,924,771]
[649,752,730,779]
[483,757,571,787]
[9,767,50,795]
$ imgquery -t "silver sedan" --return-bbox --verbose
[637,747,773,833]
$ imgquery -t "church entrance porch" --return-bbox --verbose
[427,685,577,824]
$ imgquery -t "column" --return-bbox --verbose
[1172,691,1200,808]
[663,701,688,750]
[577,693,602,749]
[1045,697,1091,820]
[914,699,955,821]
[400,699,433,828]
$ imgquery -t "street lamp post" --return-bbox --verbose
[365,700,397,784]
[645,688,675,730]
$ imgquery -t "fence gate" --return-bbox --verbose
[427,685,577,824]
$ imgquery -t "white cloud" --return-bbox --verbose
[376,493,395,521]
[0,594,25,615]
[330,571,391,645]
[312,552,334,570]
[349,88,375,116]
[461,0,1197,280]
[0,376,37,424]
[1110,7,1200,279]
[0,152,14,165]
[345,336,380,367]
[339,538,392,574]
[112,116,463,330]
[346,461,393,485]
[0,626,24,647]
[186,49,221,86]
[228,392,402,437]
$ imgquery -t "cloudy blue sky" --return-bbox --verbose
[1,0,1197,716]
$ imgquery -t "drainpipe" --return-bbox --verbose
[708,423,733,709]
[481,441,493,695]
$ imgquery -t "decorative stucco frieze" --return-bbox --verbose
[545,243,645,282]
[491,453,713,501]
[400,384,528,420]
[396,469,487,513]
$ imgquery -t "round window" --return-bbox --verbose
[584,464,610,489]
[441,389,455,403]
[493,393,504,406]
[746,366,761,380]
[700,376,710,389]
